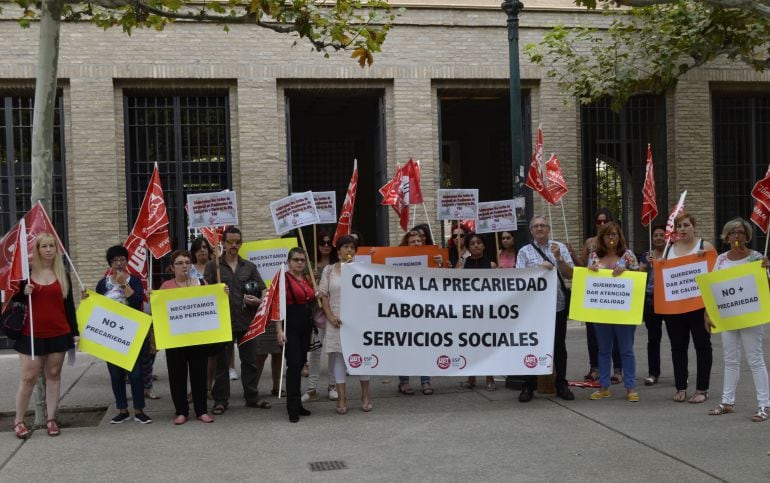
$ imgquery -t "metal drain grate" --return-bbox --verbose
[308,460,348,472]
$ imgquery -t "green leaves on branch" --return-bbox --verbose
[525,1,770,110]
[12,0,395,66]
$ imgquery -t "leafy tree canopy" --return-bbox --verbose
[525,0,770,110]
[4,0,396,66]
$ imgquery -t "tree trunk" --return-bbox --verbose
[31,0,62,218]
[31,0,62,427]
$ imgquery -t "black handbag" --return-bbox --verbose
[2,300,28,340]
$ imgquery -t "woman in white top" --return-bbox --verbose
[706,218,770,422]
[664,213,716,403]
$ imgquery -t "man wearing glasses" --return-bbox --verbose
[515,216,575,402]
[204,226,267,414]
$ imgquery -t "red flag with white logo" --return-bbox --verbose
[545,154,568,205]
[641,144,659,227]
[22,202,65,255]
[403,158,423,205]
[200,226,225,251]
[750,167,770,234]
[333,160,358,246]
[239,265,284,346]
[665,191,687,242]
[525,125,553,204]
[379,163,411,230]
[0,219,28,313]
[124,163,171,278]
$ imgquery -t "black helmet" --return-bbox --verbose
[243,281,261,296]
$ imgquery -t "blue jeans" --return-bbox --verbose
[399,376,430,386]
[594,323,636,390]
[108,359,145,410]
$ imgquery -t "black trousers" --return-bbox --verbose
[166,345,209,417]
[285,304,313,416]
[643,303,664,378]
[665,308,712,391]
[524,307,569,389]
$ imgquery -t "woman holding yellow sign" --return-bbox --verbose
[664,213,715,404]
[586,222,640,402]
[706,218,770,422]
[159,249,214,425]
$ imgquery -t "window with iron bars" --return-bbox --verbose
[0,93,68,240]
[581,95,667,254]
[124,93,231,287]
[713,94,770,251]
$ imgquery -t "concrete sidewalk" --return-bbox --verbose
[1,324,769,482]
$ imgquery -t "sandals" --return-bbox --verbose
[14,421,31,440]
[361,400,373,412]
[708,404,734,416]
[752,407,769,422]
[673,390,687,403]
[421,383,434,395]
[643,376,658,386]
[688,391,708,404]
[212,404,226,415]
[610,373,623,385]
[398,383,415,395]
[246,400,272,409]
[486,382,497,392]
[270,389,286,398]
[584,371,599,382]
[46,419,60,437]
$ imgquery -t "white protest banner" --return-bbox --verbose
[476,200,518,234]
[239,237,298,286]
[436,189,479,221]
[340,263,557,376]
[270,191,320,234]
[312,191,337,224]
[187,191,238,229]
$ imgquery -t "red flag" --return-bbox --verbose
[751,167,770,211]
[0,220,28,313]
[333,160,358,246]
[124,163,171,278]
[380,163,410,231]
[750,164,770,233]
[545,154,568,205]
[200,226,225,251]
[22,202,65,255]
[379,164,403,205]
[665,191,687,242]
[525,125,553,203]
[641,144,659,227]
[403,158,423,205]
[239,265,284,346]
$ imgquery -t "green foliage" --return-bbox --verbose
[525,1,770,110]
[11,0,395,65]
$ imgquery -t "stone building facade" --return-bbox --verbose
[2,0,769,290]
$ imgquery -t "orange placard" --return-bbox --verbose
[356,246,449,268]
[653,251,717,314]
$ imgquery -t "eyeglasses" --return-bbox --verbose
[595,219,608,226]
[224,239,242,245]
[290,258,306,263]
[320,240,332,246]
[174,261,191,266]
[111,257,127,263]
[452,233,465,239]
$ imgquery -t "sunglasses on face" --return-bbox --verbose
[224,239,242,245]
[320,240,332,246]
[290,258,306,263]
[452,233,465,239]
[595,219,607,226]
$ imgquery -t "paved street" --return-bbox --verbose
[1,323,768,482]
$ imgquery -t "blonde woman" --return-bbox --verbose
[12,233,77,439]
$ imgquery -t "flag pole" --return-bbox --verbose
[28,292,35,361]
[277,266,286,399]
[558,200,569,245]
[297,229,322,308]
[546,203,553,237]
[61,251,85,292]
[649,224,653,254]
[495,232,500,266]
[422,203,435,245]
[764,232,769,258]
[312,224,318,275]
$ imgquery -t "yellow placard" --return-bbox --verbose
[568,267,647,325]
[696,261,770,333]
[76,290,153,371]
[239,237,298,287]
[150,284,232,350]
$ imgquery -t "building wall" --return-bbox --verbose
[1,6,769,285]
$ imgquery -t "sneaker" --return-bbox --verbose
[301,390,319,403]
[328,385,339,401]
[134,413,153,424]
[229,368,239,381]
[110,412,131,424]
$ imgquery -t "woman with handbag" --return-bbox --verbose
[159,249,214,425]
[277,247,314,422]
[12,233,77,439]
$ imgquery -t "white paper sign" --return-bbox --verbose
[187,191,239,229]
[476,200,518,234]
[270,191,320,234]
[166,296,220,335]
[82,306,141,355]
[312,191,337,224]
[663,261,709,301]
[584,277,634,310]
[340,263,557,376]
[248,248,291,283]
[711,274,761,318]
[436,189,479,221]
[385,255,428,268]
